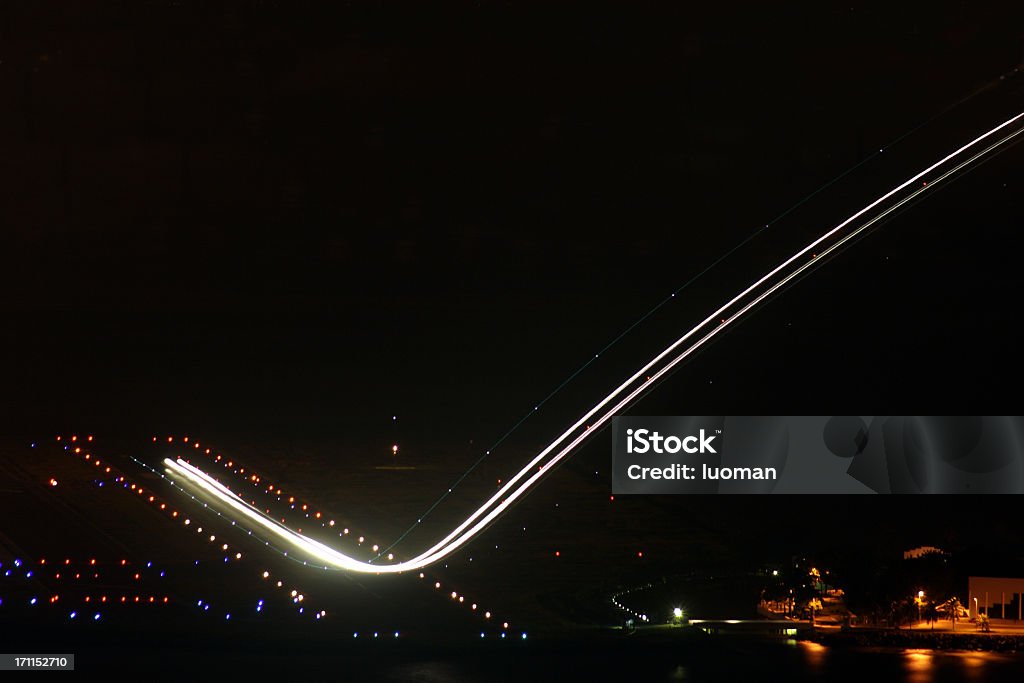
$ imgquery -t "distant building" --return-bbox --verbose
[968,576,1024,620]
[903,546,946,560]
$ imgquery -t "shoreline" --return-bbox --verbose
[808,628,1024,653]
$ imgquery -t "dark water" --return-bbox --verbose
[375,640,1024,683]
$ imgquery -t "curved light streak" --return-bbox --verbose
[165,110,1024,573]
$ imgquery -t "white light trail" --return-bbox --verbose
[165,111,1024,573]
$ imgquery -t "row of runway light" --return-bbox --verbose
[164,109,1024,574]
[49,436,333,624]
[1,554,171,624]
[2,556,167,582]
[610,582,659,624]
[159,437,515,632]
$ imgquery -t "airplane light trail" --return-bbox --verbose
[165,110,1024,573]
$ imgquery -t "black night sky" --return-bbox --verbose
[2,2,1024,678]
[4,1,1023,437]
